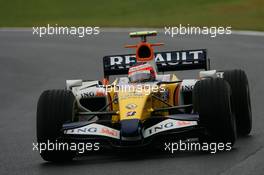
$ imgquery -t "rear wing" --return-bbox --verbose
[103,49,209,77]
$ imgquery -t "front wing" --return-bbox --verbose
[62,114,202,148]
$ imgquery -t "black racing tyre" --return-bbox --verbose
[223,69,252,136]
[37,90,76,162]
[193,78,237,145]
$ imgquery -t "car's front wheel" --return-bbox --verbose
[193,78,237,146]
[37,90,76,162]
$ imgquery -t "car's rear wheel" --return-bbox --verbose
[193,78,237,145]
[37,90,76,162]
[223,69,252,136]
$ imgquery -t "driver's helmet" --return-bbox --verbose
[128,63,156,83]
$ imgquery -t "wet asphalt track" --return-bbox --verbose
[0,29,264,175]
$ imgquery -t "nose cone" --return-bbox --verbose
[118,92,145,140]
[120,119,142,139]
[117,90,151,141]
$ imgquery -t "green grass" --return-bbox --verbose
[0,0,264,30]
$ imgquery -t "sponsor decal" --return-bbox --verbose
[64,123,120,139]
[181,85,194,92]
[81,91,96,98]
[80,89,105,98]
[104,50,206,69]
[119,92,144,100]
[143,119,197,138]
[96,91,106,96]
[161,89,169,101]
[126,111,136,117]
[126,103,137,110]
[181,79,197,92]
[100,128,118,137]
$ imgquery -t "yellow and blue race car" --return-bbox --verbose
[37,31,252,161]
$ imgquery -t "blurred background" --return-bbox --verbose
[0,0,263,30]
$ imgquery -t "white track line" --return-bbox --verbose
[0,27,264,36]
[232,30,264,36]
[0,28,31,32]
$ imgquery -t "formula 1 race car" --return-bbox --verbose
[37,31,252,162]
